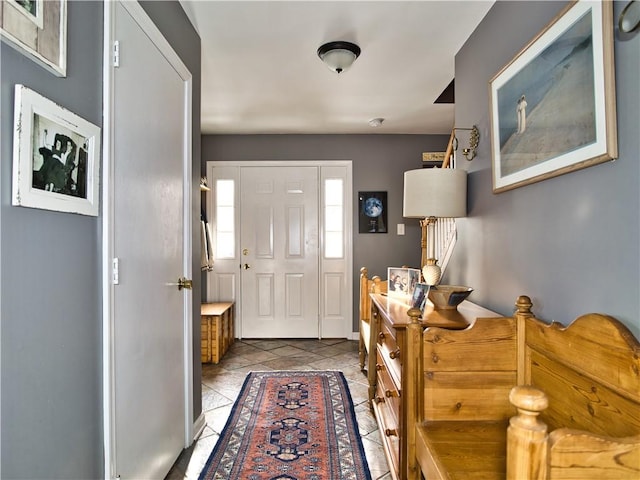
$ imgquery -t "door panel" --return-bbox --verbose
[108,3,191,478]
[241,167,319,338]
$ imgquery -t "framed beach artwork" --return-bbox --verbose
[12,85,101,216]
[0,0,67,76]
[489,0,617,193]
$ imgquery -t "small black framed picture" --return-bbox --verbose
[358,191,387,233]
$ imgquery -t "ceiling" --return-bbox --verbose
[179,1,495,135]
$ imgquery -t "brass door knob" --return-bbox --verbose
[177,277,192,290]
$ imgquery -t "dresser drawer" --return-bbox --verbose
[377,315,397,349]
[372,361,401,478]
[378,322,402,384]
[375,350,401,427]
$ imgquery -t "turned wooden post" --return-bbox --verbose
[507,385,549,480]
[358,267,369,371]
[405,307,423,480]
[514,295,533,385]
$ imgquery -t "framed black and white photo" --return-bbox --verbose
[12,84,100,216]
[0,0,67,76]
[358,191,387,233]
[489,0,617,193]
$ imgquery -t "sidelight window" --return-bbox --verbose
[324,178,343,258]
[215,179,235,259]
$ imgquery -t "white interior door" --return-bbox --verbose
[240,166,319,337]
[103,2,192,479]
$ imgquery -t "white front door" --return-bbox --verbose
[103,2,192,479]
[207,161,352,339]
[240,166,319,337]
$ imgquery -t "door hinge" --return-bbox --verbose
[113,40,120,67]
[112,257,120,285]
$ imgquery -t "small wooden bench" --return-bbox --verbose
[410,296,640,480]
[201,302,235,364]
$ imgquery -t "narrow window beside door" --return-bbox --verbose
[324,178,343,259]
[215,179,235,259]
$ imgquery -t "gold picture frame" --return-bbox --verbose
[489,0,617,193]
[0,0,67,76]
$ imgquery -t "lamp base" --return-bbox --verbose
[422,263,441,286]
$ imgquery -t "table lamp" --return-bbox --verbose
[402,168,467,285]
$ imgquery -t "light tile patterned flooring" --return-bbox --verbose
[166,338,392,479]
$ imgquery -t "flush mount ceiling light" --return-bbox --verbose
[317,41,361,74]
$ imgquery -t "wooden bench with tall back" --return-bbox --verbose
[359,267,387,401]
[411,295,640,480]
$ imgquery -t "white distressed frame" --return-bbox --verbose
[12,84,100,216]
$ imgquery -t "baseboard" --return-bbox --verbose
[350,331,359,341]
[193,412,206,442]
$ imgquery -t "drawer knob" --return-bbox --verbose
[389,348,401,359]
[375,364,383,371]
[378,332,386,341]
[385,389,399,398]
[374,396,385,404]
[385,428,398,437]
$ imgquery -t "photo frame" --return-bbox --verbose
[12,84,101,216]
[489,0,617,193]
[387,267,420,304]
[410,282,430,315]
[0,0,67,76]
[358,191,387,233]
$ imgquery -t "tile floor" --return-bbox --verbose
[166,338,392,479]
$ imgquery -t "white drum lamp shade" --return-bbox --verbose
[403,168,467,219]
[403,168,467,285]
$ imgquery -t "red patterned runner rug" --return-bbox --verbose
[199,370,372,480]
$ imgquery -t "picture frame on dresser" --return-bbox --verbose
[489,0,617,193]
[0,0,67,76]
[12,84,101,216]
[387,266,420,304]
[411,283,429,314]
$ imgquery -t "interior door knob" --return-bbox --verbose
[177,277,192,290]
[243,263,251,269]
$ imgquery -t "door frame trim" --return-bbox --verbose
[102,2,193,477]
[206,160,353,339]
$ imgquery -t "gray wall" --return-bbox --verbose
[1,2,103,478]
[201,134,449,330]
[0,1,201,478]
[449,1,640,337]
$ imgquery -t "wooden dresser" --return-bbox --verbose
[370,293,501,480]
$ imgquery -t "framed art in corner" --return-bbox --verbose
[12,84,101,216]
[489,0,617,193]
[0,0,67,76]
[358,191,387,233]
